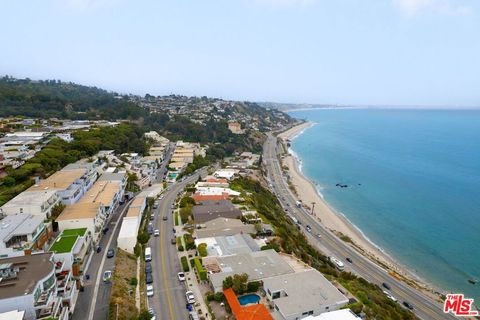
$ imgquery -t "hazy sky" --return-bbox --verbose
[1,0,479,106]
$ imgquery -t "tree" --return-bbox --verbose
[137,232,150,245]
[224,273,249,295]
[197,243,208,257]
[50,203,66,220]
[138,309,152,320]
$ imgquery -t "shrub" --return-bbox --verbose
[180,206,192,224]
[181,256,190,272]
[214,292,224,302]
[178,245,184,252]
[197,243,208,257]
[129,277,138,286]
[247,281,261,293]
[194,258,207,281]
[184,233,196,250]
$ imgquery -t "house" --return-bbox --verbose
[191,194,230,203]
[117,196,146,254]
[56,180,123,242]
[0,253,69,320]
[207,249,295,293]
[194,233,259,257]
[49,228,92,280]
[0,189,60,219]
[192,200,242,223]
[263,270,349,320]
[224,288,272,320]
[302,309,361,320]
[228,122,244,134]
[0,310,25,320]
[194,217,256,239]
[28,167,97,205]
[213,169,238,180]
[0,214,52,258]
[194,186,240,197]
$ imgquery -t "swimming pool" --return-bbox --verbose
[237,294,261,305]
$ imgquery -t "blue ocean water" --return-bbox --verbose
[288,109,480,301]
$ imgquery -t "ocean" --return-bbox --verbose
[288,108,480,301]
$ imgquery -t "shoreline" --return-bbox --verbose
[278,122,443,299]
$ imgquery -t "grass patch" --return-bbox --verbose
[62,228,87,236]
[193,258,207,280]
[175,211,180,226]
[108,249,139,320]
[49,229,87,253]
[181,256,190,272]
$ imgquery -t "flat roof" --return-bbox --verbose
[263,270,349,316]
[194,217,256,238]
[2,189,57,208]
[56,202,101,221]
[98,172,126,182]
[79,181,121,205]
[303,310,361,320]
[0,214,44,242]
[130,196,146,208]
[0,253,54,300]
[118,218,139,238]
[209,250,294,289]
[126,206,142,218]
[0,310,25,320]
[192,201,242,223]
[28,168,86,191]
[194,233,259,257]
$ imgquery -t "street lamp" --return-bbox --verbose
[311,202,316,215]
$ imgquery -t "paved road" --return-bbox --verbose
[148,167,209,319]
[263,132,456,320]
[73,200,131,320]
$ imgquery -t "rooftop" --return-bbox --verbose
[192,200,242,223]
[263,270,349,317]
[79,181,121,205]
[302,309,361,320]
[0,253,54,300]
[98,172,126,182]
[194,217,256,238]
[1,189,57,208]
[49,228,86,253]
[0,310,25,320]
[28,168,86,191]
[0,214,44,243]
[194,233,259,257]
[224,288,272,320]
[56,202,101,221]
[208,250,294,289]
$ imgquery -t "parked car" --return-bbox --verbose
[163,216,167,221]
[346,257,353,263]
[148,308,156,320]
[171,238,177,244]
[153,202,159,209]
[103,270,112,282]
[177,272,186,281]
[146,285,154,297]
[403,301,414,310]
[185,291,195,304]
[145,262,152,274]
[107,249,115,258]
[154,229,160,237]
[316,233,322,239]
[382,282,391,290]
[305,225,311,232]
[146,273,153,284]
[102,227,109,234]
[147,225,154,235]
[96,246,102,253]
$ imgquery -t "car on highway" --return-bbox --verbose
[382,282,391,290]
[146,285,154,297]
[153,202,159,209]
[102,227,109,235]
[305,225,311,232]
[163,215,167,221]
[403,301,414,310]
[107,249,115,258]
[145,262,152,274]
[177,272,186,281]
[171,238,177,245]
[96,246,102,253]
[145,272,153,284]
[154,229,160,237]
[316,233,322,239]
[103,270,112,282]
[383,290,397,302]
[346,257,353,263]
[185,291,195,304]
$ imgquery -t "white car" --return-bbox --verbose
[185,291,195,304]
[177,272,186,281]
[383,290,397,302]
[147,285,154,297]
[102,270,112,282]
[154,229,160,237]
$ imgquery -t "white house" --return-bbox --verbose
[117,196,146,254]
[0,189,60,219]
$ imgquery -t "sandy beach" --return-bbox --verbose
[278,122,438,294]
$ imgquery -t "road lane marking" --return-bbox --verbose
[160,195,175,320]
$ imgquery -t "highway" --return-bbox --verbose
[148,167,209,319]
[263,132,456,320]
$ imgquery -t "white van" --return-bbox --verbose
[145,247,152,262]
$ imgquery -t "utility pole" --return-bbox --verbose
[311,202,316,215]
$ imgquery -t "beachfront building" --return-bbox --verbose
[206,249,295,293]
[263,269,349,320]
[193,217,256,238]
[0,253,69,320]
[192,200,242,224]
[193,233,259,257]
[117,196,146,254]
[0,189,60,219]
[0,214,52,258]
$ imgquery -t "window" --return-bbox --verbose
[272,291,281,299]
